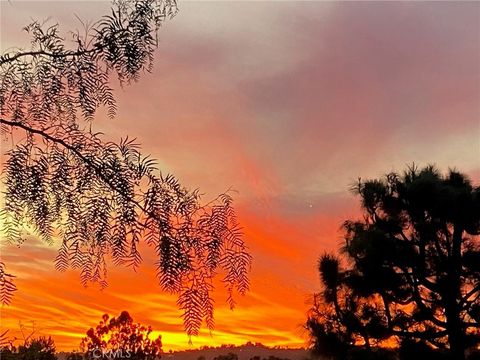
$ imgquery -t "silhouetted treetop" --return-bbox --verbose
[81,311,162,360]
[307,165,480,360]
[0,0,251,337]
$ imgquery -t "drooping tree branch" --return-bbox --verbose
[0,0,251,337]
[0,117,152,216]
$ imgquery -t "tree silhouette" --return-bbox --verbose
[0,0,251,336]
[81,311,162,360]
[307,165,480,360]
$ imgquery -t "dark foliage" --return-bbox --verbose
[398,339,449,360]
[307,165,480,360]
[306,311,349,360]
[0,0,251,336]
[66,353,84,360]
[213,353,238,360]
[249,356,294,360]
[0,336,57,360]
[81,311,162,360]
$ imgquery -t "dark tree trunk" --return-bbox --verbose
[444,227,465,360]
[445,311,465,360]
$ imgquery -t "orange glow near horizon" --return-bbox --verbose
[1,0,479,353]
[0,205,346,351]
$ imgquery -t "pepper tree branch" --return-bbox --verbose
[0,118,152,217]
[0,48,98,65]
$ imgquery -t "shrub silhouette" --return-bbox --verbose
[0,336,57,360]
[66,353,83,360]
[213,353,238,360]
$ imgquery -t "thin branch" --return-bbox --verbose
[460,284,480,309]
[0,118,150,216]
[0,48,98,65]
[391,329,448,340]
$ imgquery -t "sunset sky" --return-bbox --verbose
[1,0,479,352]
